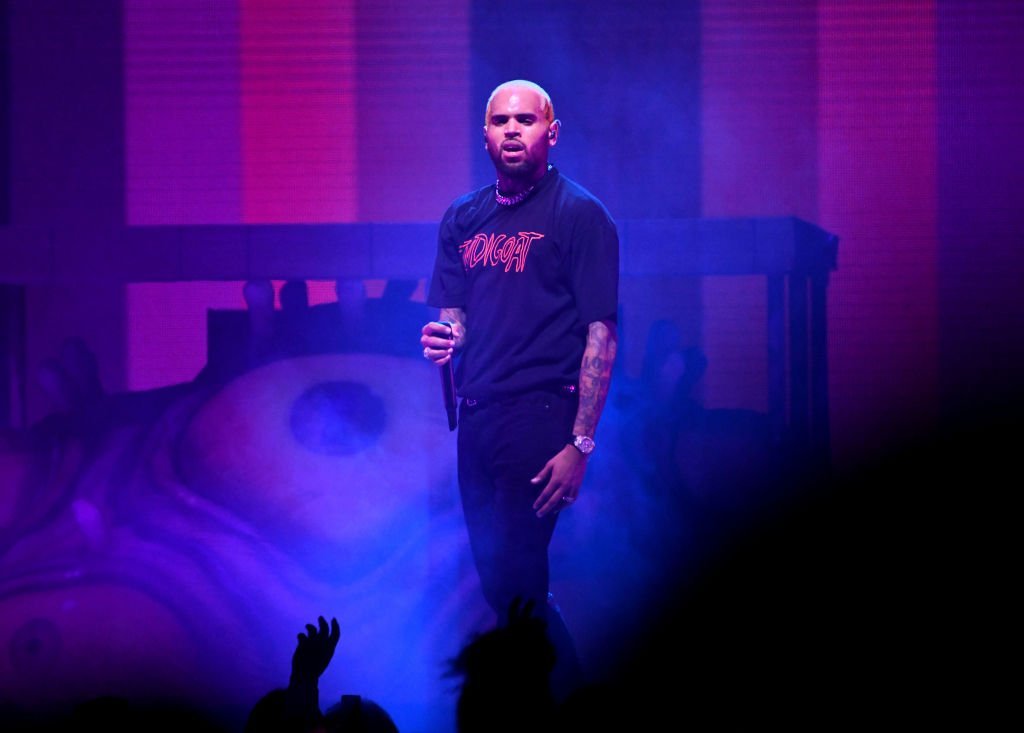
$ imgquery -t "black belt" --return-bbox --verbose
[462,383,577,409]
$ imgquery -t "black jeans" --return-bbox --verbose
[457,387,584,696]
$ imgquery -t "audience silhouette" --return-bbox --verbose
[3,693,232,732]
[446,597,558,733]
[245,614,400,733]
[322,695,400,733]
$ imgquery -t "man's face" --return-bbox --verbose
[484,86,554,182]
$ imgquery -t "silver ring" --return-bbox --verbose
[562,496,575,504]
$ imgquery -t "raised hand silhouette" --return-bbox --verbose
[246,615,401,732]
[292,615,341,685]
[285,615,341,732]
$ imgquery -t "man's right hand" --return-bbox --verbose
[421,320,456,365]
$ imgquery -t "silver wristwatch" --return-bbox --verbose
[572,434,595,456]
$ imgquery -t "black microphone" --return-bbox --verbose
[436,321,458,431]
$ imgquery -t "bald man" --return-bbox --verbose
[421,80,619,698]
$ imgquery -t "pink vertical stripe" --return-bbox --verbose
[240,0,358,223]
[818,1,939,462]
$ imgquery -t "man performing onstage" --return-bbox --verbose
[420,79,619,697]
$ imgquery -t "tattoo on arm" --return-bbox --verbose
[439,307,467,349]
[575,319,618,437]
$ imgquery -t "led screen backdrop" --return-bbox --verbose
[125,0,471,225]
[112,0,1023,456]
[2,3,1021,728]
[123,0,472,389]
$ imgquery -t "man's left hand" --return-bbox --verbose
[531,445,587,518]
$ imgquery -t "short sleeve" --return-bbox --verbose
[426,203,466,308]
[569,200,619,325]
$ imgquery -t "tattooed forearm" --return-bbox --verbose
[574,319,618,437]
[440,307,467,349]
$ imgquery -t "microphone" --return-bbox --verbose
[436,321,458,431]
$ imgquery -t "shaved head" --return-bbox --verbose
[485,80,555,124]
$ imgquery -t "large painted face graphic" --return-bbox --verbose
[0,297,705,731]
[0,347,480,726]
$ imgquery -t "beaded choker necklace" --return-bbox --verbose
[495,184,534,206]
[494,164,552,206]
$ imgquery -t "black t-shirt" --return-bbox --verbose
[427,166,619,401]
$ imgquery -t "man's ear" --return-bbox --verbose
[548,119,561,144]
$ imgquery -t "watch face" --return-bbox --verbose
[574,435,595,455]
